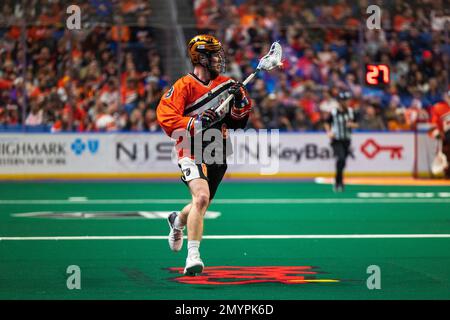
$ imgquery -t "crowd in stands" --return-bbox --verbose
[195,0,450,131]
[0,0,167,132]
[1,0,450,132]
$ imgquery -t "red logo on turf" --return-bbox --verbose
[360,139,403,159]
[168,266,339,285]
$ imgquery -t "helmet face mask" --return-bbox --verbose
[201,49,226,76]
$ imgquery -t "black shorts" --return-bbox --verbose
[178,157,227,200]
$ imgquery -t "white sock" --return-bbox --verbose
[188,240,200,257]
[174,215,185,229]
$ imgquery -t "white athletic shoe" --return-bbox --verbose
[167,212,183,252]
[184,254,204,276]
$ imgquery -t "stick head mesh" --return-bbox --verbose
[257,42,283,71]
[432,152,448,176]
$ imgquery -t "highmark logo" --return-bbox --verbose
[71,138,99,156]
[168,266,340,285]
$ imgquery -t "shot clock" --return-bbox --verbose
[365,64,390,87]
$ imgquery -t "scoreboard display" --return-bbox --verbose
[365,64,390,86]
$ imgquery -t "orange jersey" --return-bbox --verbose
[431,101,450,133]
[156,73,251,159]
[157,73,251,159]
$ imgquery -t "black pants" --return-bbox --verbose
[331,139,351,186]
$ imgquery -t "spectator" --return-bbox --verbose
[425,78,444,106]
[404,97,430,127]
[319,89,339,113]
[95,103,118,132]
[292,109,313,131]
[25,100,43,126]
[259,93,281,129]
[383,95,402,123]
[111,16,130,42]
[0,106,6,126]
[144,108,159,132]
[387,109,411,131]
[359,105,386,130]
[6,104,19,126]
[126,108,144,131]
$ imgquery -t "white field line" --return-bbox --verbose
[1,234,450,241]
[357,192,450,198]
[1,198,450,205]
[68,197,88,202]
[11,211,221,219]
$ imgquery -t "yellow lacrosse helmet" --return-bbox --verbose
[187,34,225,73]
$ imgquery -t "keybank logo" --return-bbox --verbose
[71,138,99,156]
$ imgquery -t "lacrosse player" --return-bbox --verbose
[430,90,450,178]
[156,35,252,275]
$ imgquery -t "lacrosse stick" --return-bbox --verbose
[215,41,283,114]
[431,138,448,176]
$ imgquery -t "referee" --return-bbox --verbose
[324,90,359,192]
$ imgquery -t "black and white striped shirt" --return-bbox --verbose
[327,107,354,140]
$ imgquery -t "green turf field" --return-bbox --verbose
[0,181,449,300]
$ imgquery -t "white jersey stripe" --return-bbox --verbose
[184,79,234,110]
